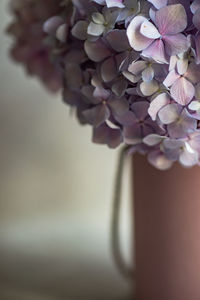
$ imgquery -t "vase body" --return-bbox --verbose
[133,154,200,300]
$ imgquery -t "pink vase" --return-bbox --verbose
[133,154,200,300]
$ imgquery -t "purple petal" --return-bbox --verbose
[131,101,149,120]
[81,86,99,104]
[163,138,183,161]
[115,111,138,126]
[83,104,110,127]
[168,109,197,138]
[109,97,129,116]
[65,63,83,90]
[163,33,189,56]
[185,62,200,84]
[71,20,88,40]
[106,30,130,52]
[123,125,143,145]
[93,86,110,100]
[92,123,122,148]
[155,4,187,35]
[84,39,111,62]
[101,57,118,82]
[112,78,128,96]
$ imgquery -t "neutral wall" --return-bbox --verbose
[0,1,132,299]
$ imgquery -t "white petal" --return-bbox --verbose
[140,20,161,39]
[188,101,200,111]
[140,80,159,96]
[127,16,153,51]
[158,103,179,124]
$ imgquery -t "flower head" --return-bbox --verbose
[8,0,200,169]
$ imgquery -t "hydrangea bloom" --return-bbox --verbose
[7,0,66,92]
[8,0,200,169]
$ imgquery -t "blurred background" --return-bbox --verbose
[0,1,133,299]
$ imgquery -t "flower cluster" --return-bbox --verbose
[7,0,65,92]
[8,0,200,169]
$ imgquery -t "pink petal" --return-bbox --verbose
[142,39,168,64]
[163,69,180,87]
[163,33,189,56]
[155,4,187,35]
[148,93,170,120]
[127,16,154,51]
[170,77,195,105]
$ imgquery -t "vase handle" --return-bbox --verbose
[111,146,135,280]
